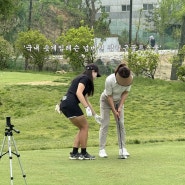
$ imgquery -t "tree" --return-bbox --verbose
[94,11,111,38]
[135,9,143,44]
[171,15,185,80]
[118,29,129,47]
[84,0,100,28]
[0,0,19,17]
[62,0,83,8]
[56,24,95,70]
[83,0,111,38]
[15,30,52,71]
[0,0,111,45]
[0,0,25,42]
[157,0,185,80]
[0,36,14,69]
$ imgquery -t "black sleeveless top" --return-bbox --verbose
[65,74,93,103]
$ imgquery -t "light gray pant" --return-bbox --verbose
[99,93,126,150]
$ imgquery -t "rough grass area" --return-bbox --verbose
[0,71,185,151]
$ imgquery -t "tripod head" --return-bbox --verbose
[5,116,20,135]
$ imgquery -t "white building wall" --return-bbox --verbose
[95,37,121,53]
[95,0,160,41]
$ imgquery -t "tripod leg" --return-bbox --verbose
[0,136,7,158]
[11,136,27,185]
[8,136,14,185]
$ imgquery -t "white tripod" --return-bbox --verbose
[0,117,27,185]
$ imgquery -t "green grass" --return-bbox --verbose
[0,142,185,185]
[0,71,185,150]
[0,71,185,185]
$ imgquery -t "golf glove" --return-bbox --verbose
[85,106,92,117]
[94,114,102,125]
[55,104,61,114]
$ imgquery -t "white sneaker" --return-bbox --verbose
[99,149,108,158]
[119,148,130,157]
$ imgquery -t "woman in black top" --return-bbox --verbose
[60,63,101,160]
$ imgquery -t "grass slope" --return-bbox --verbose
[0,71,185,185]
[0,71,185,151]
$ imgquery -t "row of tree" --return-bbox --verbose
[151,0,185,80]
[0,0,185,80]
[15,24,95,71]
[1,0,184,47]
[0,0,111,70]
[0,0,110,43]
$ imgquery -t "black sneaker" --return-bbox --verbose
[79,152,95,160]
[69,152,80,160]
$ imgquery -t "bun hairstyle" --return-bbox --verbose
[115,63,133,86]
[118,66,130,78]
[115,63,126,74]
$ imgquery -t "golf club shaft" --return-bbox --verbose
[115,104,124,154]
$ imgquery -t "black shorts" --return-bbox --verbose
[60,96,83,118]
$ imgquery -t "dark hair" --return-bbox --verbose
[115,63,130,78]
[83,70,94,96]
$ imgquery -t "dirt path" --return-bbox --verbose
[18,81,66,86]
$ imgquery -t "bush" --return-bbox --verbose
[177,65,185,82]
[0,36,14,69]
[125,49,160,79]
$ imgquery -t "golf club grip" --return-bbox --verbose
[115,103,119,111]
[115,103,119,121]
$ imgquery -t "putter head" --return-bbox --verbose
[118,155,127,159]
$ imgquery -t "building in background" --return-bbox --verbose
[95,0,159,44]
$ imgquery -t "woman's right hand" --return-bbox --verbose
[113,109,119,120]
[85,106,93,116]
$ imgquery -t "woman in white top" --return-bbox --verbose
[99,63,133,159]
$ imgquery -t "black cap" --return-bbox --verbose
[85,63,101,77]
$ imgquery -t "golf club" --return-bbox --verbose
[115,104,127,159]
